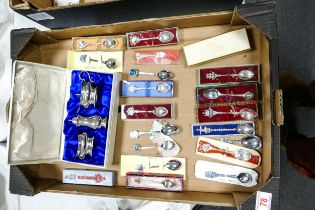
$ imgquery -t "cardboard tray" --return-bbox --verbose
[9,1,282,209]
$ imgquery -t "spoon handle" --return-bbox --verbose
[138,72,156,76]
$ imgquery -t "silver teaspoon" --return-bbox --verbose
[130,69,173,80]
[203,88,254,100]
[206,70,255,80]
[196,123,254,135]
[128,82,171,93]
[221,136,262,150]
[132,141,175,152]
[126,106,168,117]
[130,125,179,138]
[203,108,257,121]
[131,31,175,45]
[202,144,252,161]
[205,171,253,183]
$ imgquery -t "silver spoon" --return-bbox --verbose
[130,69,173,80]
[203,89,254,100]
[126,106,168,117]
[203,107,257,121]
[133,141,176,152]
[133,177,176,188]
[220,136,262,150]
[130,125,179,138]
[206,70,255,80]
[205,171,253,183]
[128,82,171,93]
[130,31,175,45]
[202,144,252,161]
[196,123,254,135]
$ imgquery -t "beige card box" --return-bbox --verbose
[183,28,251,66]
[7,60,121,168]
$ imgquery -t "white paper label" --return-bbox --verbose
[255,191,272,210]
[27,12,54,21]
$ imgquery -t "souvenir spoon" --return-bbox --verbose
[196,123,254,135]
[126,106,168,117]
[220,135,262,150]
[130,69,173,80]
[206,70,255,80]
[203,107,257,121]
[203,89,254,100]
[133,177,176,188]
[205,171,253,183]
[128,82,171,93]
[130,125,179,138]
[202,144,252,161]
[102,58,118,69]
[133,141,176,152]
[130,31,174,45]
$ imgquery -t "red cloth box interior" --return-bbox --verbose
[199,64,260,85]
[127,27,178,48]
[121,104,173,120]
[197,103,258,123]
[197,84,258,104]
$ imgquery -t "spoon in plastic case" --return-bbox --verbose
[220,135,262,150]
[77,39,117,49]
[196,123,254,135]
[130,69,173,80]
[133,141,176,152]
[202,144,252,161]
[133,177,176,189]
[203,107,257,121]
[128,82,171,93]
[126,106,169,117]
[205,171,253,183]
[206,70,255,80]
[203,89,254,100]
[130,31,175,45]
[135,51,167,60]
[130,125,180,138]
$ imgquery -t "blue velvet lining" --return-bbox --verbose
[192,122,255,137]
[63,70,113,166]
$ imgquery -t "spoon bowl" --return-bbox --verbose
[160,141,176,151]
[238,70,255,80]
[236,124,254,134]
[241,135,262,150]
[238,173,253,183]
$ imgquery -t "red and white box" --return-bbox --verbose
[63,169,115,186]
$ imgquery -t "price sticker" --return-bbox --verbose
[255,191,272,210]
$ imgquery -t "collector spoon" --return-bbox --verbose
[133,141,176,152]
[130,69,173,80]
[128,82,171,93]
[203,89,254,100]
[202,144,252,161]
[126,106,168,117]
[205,171,253,183]
[130,31,174,45]
[77,39,117,49]
[196,123,254,135]
[220,135,262,150]
[130,125,179,138]
[203,107,257,121]
[133,177,176,188]
[206,70,255,80]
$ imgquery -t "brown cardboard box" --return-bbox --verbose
[9,1,281,209]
